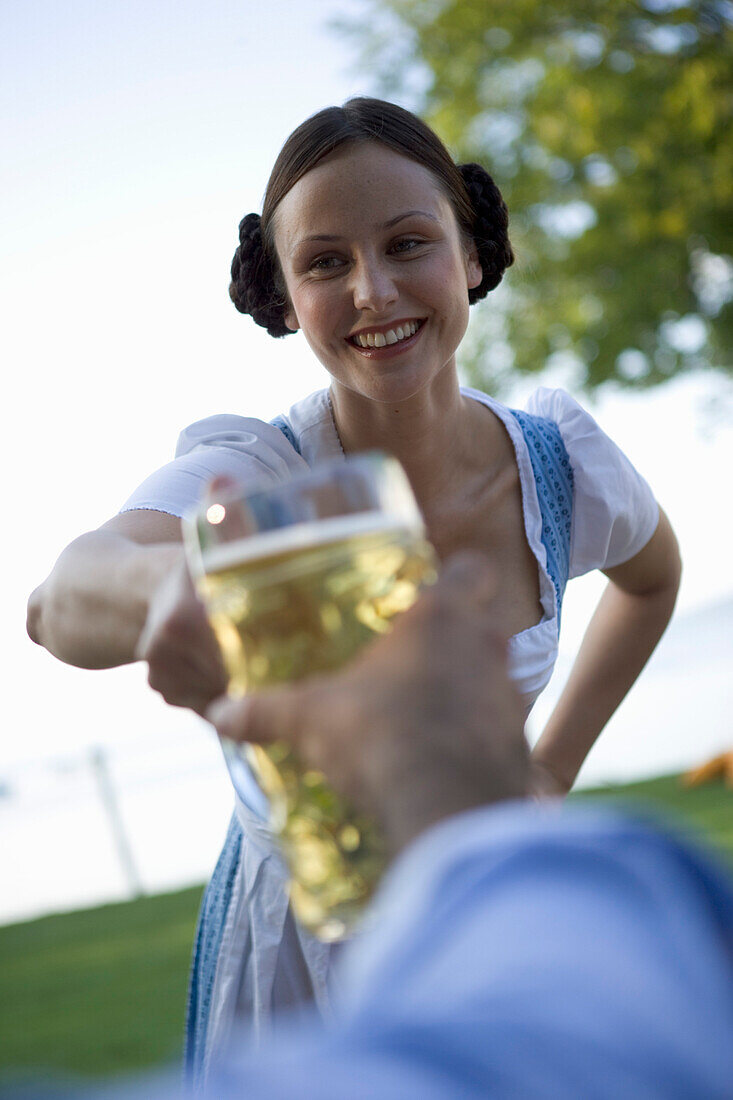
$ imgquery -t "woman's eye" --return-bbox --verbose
[309,255,343,273]
[391,238,424,255]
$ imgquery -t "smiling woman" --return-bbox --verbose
[272,144,482,407]
[27,97,681,1091]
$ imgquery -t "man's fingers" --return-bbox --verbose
[206,695,254,741]
[409,550,498,631]
[207,682,313,746]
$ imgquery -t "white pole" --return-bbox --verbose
[89,745,144,899]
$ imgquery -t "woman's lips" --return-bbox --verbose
[347,320,425,359]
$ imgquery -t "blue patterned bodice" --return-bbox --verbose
[509,409,574,627]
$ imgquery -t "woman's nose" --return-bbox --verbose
[350,258,398,313]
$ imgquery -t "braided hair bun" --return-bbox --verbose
[458,163,514,302]
[229,213,293,338]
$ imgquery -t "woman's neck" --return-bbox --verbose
[329,372,498,509]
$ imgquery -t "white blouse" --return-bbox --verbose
[122,385,658,708]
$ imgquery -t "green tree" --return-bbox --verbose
[337,0,733,391]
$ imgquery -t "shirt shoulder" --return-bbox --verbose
[120,414,308,519]
[284,389,344,466]
[525,388,659,576]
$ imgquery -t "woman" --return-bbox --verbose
[27,98,681,1084]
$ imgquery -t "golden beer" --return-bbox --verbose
[198,511,437,940]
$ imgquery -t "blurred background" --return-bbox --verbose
[2,0,731,1084]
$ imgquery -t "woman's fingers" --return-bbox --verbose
[146,633,226,713]
[138,557,228,711]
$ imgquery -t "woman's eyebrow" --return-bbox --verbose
[298,234,341,245]
[297,211,439,245]
[291,211,440,256]
[383,210,439,229]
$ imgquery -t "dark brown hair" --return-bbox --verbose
[230,97,513,337]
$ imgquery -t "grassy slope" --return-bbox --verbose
[0,885,203,1082]
[0,774,730,1081]
[572,773,733,866]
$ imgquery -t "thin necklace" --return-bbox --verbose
[327,390,345,455]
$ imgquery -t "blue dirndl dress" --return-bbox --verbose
[184,407,574,1086]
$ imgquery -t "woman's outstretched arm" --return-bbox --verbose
[531,507,682,795]
[27,510,182,669]
[27,508,227,715]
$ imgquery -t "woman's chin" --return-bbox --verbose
[335,375,430,407]
[331,359,457,408]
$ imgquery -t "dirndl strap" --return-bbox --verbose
[509,410,574,628]
[269,414,301,455]
[185,811,243,1088]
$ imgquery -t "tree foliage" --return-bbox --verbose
[336,0,733,391]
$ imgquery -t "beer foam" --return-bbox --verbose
[199,511,419,575]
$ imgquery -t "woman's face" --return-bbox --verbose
[273,141,482,405]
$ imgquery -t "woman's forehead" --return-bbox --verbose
[274,142,451,249]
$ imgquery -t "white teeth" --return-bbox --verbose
[353,321,420,348]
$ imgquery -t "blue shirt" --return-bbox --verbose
[49,802,733,1099]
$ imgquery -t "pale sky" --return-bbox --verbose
[2,1,732,919]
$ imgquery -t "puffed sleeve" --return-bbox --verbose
[120,414,309,518]
[526,388,659,578]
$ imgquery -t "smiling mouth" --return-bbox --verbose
[348,319,424,349]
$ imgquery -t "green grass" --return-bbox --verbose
[0,884,203,1083]
[0,773,730,1083]
[572,772,733,867]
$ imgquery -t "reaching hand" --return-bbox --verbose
[136,556,228,717]
[208,551,529,854]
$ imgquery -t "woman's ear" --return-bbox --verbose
[465,243,482,291]
[284,307,299,332]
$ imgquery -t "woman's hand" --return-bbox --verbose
[27,492,230,715]
[136,558,228,717]
[27,511,183,670]
[529,758,569,799]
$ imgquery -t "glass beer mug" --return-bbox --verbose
[184,452,437,941]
